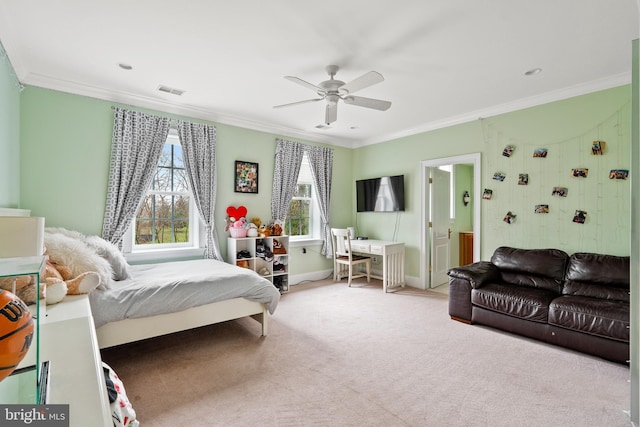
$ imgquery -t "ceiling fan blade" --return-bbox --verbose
[284,76,323,93]
[339,71,384,94]
[273,98,323,109]
[325,103,337,125]
[343,95,392,111]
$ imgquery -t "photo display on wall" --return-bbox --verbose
[533,148,548,158]
[502,145,515,157]
[535,204,549,214]
[503,211,516,224]
[609,169,628,180]
[571,168,588,178]
[573,210,587,224]
[551,187,568,197]
[591,140,606,155]
[518,174,529,185]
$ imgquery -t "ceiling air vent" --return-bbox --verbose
[158,85,185,96]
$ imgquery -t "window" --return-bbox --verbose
[123,130,201,259]
[285,153,320,241]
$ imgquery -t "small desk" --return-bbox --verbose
[350,240,405,292]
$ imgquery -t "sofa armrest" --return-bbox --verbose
[447,261,499,289]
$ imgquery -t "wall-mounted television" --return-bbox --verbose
[356,175,405,212]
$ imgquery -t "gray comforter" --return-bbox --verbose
[89,259,280,328]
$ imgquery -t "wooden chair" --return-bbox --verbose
[331,228,371,286]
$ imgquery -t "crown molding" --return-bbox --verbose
[21,71,630,151]
[354,72,632,148]
[21,72,357,149]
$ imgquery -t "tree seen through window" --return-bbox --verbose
[135,142,191,245]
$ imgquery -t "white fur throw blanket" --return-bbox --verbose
[44,229,131,289]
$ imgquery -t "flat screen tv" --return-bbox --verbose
[356,175,405,212]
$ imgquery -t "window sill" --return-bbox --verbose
[124,247,205,264]
[289,238,323,247]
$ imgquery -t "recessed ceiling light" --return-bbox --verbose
[118,63,133,70]
[525,68,542,76]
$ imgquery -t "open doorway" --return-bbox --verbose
[420,153,481,290]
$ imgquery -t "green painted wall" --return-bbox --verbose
[16,84,631,281]
[0,50,21,207]
[19,86,352,275]
[353,85,631,280]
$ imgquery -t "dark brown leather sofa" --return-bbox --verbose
[447,247,630,364]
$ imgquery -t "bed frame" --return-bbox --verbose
[96,297,268,349]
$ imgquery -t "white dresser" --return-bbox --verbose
[39,295,111,426]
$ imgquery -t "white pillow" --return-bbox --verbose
[83,235,131,281]
[44,232,113,290]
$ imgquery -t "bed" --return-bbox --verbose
[43,229,281,350]
[90,259,280,348]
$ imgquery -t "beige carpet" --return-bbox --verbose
[101,279,630,427]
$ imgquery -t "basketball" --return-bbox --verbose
[0,290,34,382]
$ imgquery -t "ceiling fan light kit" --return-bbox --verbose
[274,65,392,125]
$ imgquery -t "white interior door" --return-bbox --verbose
[430,168,451,287]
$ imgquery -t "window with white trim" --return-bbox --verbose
[285,153,320,241]
[123,130,201,259]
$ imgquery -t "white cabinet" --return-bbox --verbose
[227,236,289,292]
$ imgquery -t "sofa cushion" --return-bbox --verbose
[563,253,630,302]
[471,283,558,323]
[491,247,568,292]
[549,295,629,342]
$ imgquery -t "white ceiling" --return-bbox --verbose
[0,1,638,148]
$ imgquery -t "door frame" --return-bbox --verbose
[420,153,481,289]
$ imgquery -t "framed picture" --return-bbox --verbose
[235,161,259,193]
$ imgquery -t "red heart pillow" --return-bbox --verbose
[226,205,247,219]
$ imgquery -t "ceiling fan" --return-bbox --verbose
[274,65,392,125]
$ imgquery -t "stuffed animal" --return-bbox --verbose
[42,258,101,304]
[258,224,271,238]
[0,274,38,306]
[0,257,101,305]
[246,223,258,237]
[273,239,287,254]
[270,221,283,237]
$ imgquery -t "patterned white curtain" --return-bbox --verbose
[271,139,305,222]
[102,108,170,246]
[307,145,334,257]
[176,120,222,260]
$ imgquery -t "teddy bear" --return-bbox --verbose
[270,221,283,237]
[0,257,101,305]
[41,258,101,304]
[258,224,271,238]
